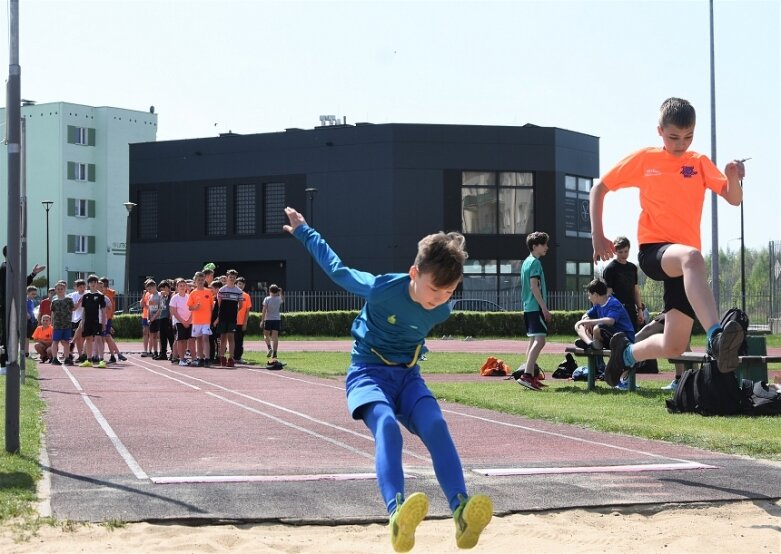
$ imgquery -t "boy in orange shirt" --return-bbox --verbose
[234,276,252,363]
[187,271,214,367]
[32,314,54,362]
[590,97,746,386]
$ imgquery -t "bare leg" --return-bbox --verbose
[525,336,546,375]
[660,245,719,330]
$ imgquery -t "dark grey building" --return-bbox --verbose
[128,123,598,305]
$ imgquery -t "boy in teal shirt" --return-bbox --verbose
[518,231,551,391]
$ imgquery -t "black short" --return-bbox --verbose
[149,319,160,333]
[175,323,191,341]
[263,319,282,332]
[82,320,102,338]
[638,243,695,319]
[216,320,237,334]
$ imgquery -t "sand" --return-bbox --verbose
[1,500,779,553]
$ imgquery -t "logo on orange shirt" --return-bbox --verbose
[680,166,698,178]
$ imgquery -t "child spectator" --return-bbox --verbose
[26,285,38,352]
[574,279,636,390]
[187,271,214,367]
[216,269,243,367]
[78,275,107,368]
[50,281,76,365]
[169,278,192,366]
[155,280,175,360]
[517,231,551,391]
[602,236,644,331]
[284,206,492,552]
[32,314,53,362]
[590,97,746,386]
[261,284,284,361]
[209,280,222,364]
[96,279,125,363]
[38,287,55,318]
[139,279,155,357]
[234,276,252,363]
[70,279,87,362]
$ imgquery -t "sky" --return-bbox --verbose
[3,0,779,263]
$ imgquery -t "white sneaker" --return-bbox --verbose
[661,379,679,391]
[178,360,189,366]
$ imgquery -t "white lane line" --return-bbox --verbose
[150,473,413,484]
[60,365,148,480]
[474,461,717,476]
[441,408,705,465]
[132,359,431,464]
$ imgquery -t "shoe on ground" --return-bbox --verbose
[226,358,235,368]
[615,378,630,391]
[140,352,149,357]
[454,493,493,549]
[79,360,93,367]
[389,492,429,553]
[661,378,679,391]
[605,333,631,387]
[707,320,744,373]
[97,360,107,369]
[516,373,542,391]
[118,354,128,361]
[77,354,88,363]
[179,359,190,367]
[574,339,592,351]
[108,355,117,363]
[204,359,212,368]
[219,356,227,367]
[266,347,273,358]
[50,357,61,365]
[64,357,74,366]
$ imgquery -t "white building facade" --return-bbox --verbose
[0,102,157,291]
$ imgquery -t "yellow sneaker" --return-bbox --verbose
[389,492,429,553]
[97,360,107,369]
[454,494,493,549]
[78,360,93,367]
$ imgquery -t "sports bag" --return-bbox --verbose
[720,307,749,356]
[748,381,781,416]
[552,353,578,379]
[666,361,751,416]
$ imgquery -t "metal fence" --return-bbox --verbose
[112,287,775,329]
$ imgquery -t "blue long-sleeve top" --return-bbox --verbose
[294,224,451,367]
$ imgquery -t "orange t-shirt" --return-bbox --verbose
[601,148,727,251]
[187,288,214,325]
[32,325,53,343]
[103,287,117,319]
[236,291,252,325]
[141,291,151,319]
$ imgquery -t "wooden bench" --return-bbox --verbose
[666,351,781,382]
[564,347,639,392]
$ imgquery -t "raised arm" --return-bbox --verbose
[589,181,615,262]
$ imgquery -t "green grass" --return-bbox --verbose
[0,363,45,523]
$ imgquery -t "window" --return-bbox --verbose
[75,199,87,217]
[67,125,96,146]
[67,235,95,254]
[461,171,533,234]
[206,185,228,236]
[138,190,158,239]
[235,184,257,235]
[565,260,594,292]
[67,161,96,182]
[461,258,522,309]
[264,183,286,233]
[564,175,592,238]
[67,198,95,218]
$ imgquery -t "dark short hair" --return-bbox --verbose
[526,231,549,250]
[269,284,280,293]
[74,279,86,287]
[613,236,630,250]
[87,274,99,284]
[100,276,110,285]
[235,276,245,284]
[659,97,696,128]
[586,279,608,295]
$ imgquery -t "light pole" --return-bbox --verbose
[305,188,318,292]
[41,200,53,291]
[123,202,136,305]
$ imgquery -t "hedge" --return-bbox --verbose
[112,310,589,339]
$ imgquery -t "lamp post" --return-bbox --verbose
[304,188,318,292]
[123,202,136,305]
[41,200,53,291]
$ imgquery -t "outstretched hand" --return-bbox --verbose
[282,207,307,234]
[32,263,46,275]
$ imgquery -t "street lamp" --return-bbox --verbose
[41,200,53,291]
[123,202,136,303]
[304,188,318,291]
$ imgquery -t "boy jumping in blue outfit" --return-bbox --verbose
[283,206,492,552]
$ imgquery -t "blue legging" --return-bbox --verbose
[361,398,466,514]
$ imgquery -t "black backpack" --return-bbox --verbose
[552,353,578,379]
[720,307,749,356]
[748,381,781,416]
[666,361,751,416]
